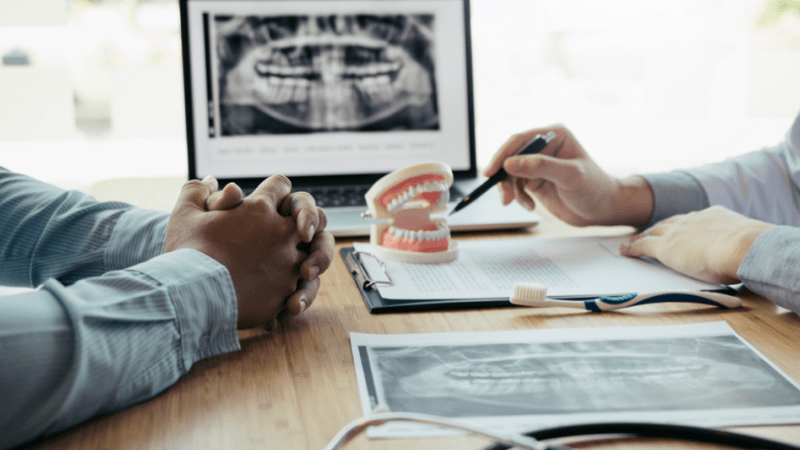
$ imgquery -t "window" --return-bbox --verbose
[1,0,798,188]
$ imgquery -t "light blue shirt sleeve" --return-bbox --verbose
[0,168,241,448]
[639,171,709,227]
[638,111,800,314]
[0,168,168,286]
[737,226,800,313]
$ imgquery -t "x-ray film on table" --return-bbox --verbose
[350,322,800,438]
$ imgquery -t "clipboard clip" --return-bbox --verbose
[348,250,394,291]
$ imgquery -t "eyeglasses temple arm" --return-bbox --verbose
[321,412,546,450]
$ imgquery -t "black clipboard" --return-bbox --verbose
[340,247,512,314]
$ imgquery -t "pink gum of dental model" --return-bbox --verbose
[364,162,458,263]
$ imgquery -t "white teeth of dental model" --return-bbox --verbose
[366,163,457,263]
[387,225,449,242]
[386,182,449,213]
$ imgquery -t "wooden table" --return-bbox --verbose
[32,180,800,450]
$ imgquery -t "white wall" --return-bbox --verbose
[0,0,798,189]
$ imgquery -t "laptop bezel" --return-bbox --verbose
[179,0,478,189]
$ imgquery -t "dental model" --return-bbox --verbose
[363,162,458,263]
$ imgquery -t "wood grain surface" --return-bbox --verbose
[32,182,800,450]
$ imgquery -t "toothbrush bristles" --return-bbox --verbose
[510,283,548,306]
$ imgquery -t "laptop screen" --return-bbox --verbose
[181,0,475,182]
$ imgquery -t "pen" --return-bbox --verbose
[450,130,556,215]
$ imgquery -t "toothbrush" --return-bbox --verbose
[510,283,741,311]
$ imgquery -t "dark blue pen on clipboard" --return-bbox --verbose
[450,131,556,216]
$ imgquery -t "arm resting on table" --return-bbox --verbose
[0,249,240,448]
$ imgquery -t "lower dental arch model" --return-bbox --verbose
[363,162,458,263]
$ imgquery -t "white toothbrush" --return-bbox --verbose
[510,283,741,311]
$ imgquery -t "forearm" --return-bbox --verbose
[0,249,240,448]
[601,171,708,229]
[0,167,169,286]
[610,176,656,228]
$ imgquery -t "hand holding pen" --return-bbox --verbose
[480,125,655,228]
[451,131,555,215]
[472,125,768,312]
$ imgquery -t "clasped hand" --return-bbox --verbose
[164,174,334,329]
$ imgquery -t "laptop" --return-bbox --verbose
[179,0,539,236]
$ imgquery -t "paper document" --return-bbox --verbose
[350,322,800,438]
[353,236,722,300]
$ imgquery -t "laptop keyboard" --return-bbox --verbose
[295,184,464,208]
[300,185,372,208]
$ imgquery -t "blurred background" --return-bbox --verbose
[0,0,799,190]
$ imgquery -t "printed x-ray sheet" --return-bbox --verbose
[350,322,800,438]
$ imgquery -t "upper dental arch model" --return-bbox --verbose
[363,162,458,263]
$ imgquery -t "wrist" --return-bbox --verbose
[611,176,654,228]
[724,222,774,282]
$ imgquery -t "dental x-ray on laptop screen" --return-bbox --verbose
[180,0,539,236]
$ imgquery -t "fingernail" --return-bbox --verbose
[299,299,308,314]
[202,175,218,191]
[307,224,315,238]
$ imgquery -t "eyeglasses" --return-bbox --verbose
[321,412,545,450]
[323,413,800,450]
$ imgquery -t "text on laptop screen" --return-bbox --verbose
[184,0,472,179]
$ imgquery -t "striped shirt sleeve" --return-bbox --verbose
[0,168,240,447]
[0,168,169,286]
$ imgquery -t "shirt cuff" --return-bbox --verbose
[639,171,710,227]
[738,226,800,314]
[130,249,240,367]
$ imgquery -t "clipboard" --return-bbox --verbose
[340,247,512,313]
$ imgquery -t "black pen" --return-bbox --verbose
[450,131,556,215]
